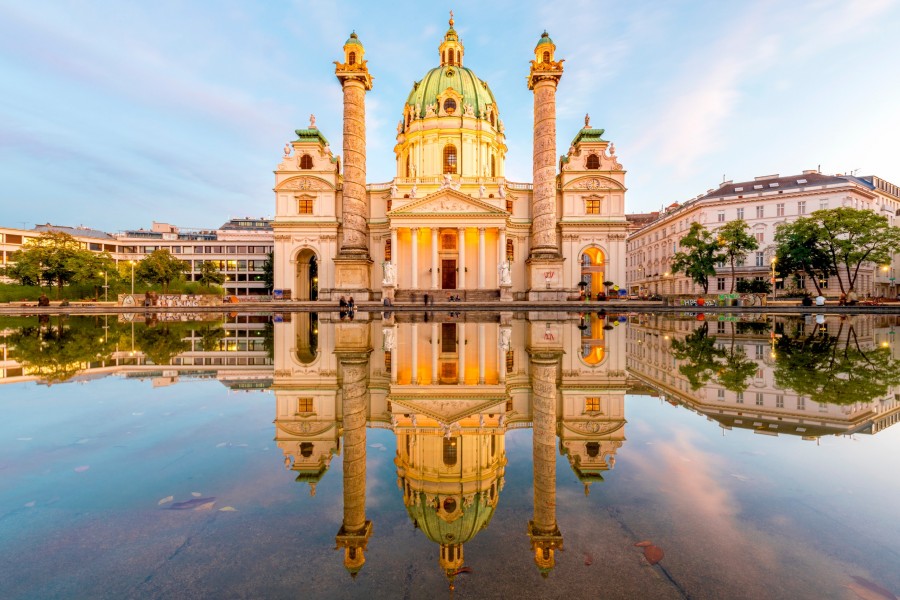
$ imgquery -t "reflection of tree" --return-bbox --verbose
[3,316,120,383]
[669,322,757,393]
[774,320,900,405]
[717,323,758,393]
[134,321,191,365]
[198,324,226,352]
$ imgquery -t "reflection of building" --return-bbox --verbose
[625,314,900,438]
[273,16,628,303]
[271,310,629,580]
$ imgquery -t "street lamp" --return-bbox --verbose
[129,260,135,295]
[770,257,777,301]
[99,271,108,302]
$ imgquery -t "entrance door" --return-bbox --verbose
[442,259,457,289]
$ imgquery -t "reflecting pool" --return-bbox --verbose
[1,311,899,599]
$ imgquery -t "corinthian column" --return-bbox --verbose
[528,349,563,576]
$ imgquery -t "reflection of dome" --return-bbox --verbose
[406,66,497,118]
[405,490,495,547]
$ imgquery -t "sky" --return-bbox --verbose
[1,0,899,232]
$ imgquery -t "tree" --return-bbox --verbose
[811,207,900,294]
[774,218,834,296]
[262,251,274,292]
[9,231,84,296]
[670,223,722,294]
[67,251,117,298]
[136,249,188,293]
[716,220,758,292]
[198,261,225,287]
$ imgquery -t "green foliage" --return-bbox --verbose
[66,251,118,298]
[716,220,758,292]
[9,232,85,296]
[262,252,274,292]
[670,223,722,294]
[136,249,188,293]
[774,217,834,295]
[736,279,771,294]
[198,261,225,287]
[669,323,722,389]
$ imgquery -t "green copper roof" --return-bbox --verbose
[571,127,607,146]
[406,65,497,118]
[295,127,329,146]
[405,490,495,546]
[536,31,554,46]
[345,32,362,46]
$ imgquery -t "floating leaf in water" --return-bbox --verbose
[132,412,144,416]
[168,497,216,510]
[219,506,237,512]
[848,576,898,600]
[584,552,593,566]
[158,496,174,506]
[191,492,202,497]
[635,541,652,547]
[24,501,36,508]
[643,545,664,565]
[216,442,227,448]
[74,465,90,473]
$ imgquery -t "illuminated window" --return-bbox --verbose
[384,239,391,261]
[441,232,456,250]
[491,155,496,177]
[585,397,600,412]
[542,51,550,63]
[443,437,458,466]
[297,197,313,214]
[297,397,313,412]
[299,154,313,169]
[443,98,457,114]
[585,198,601,214]
[506,239,514,261]
[506,199,513,212]
[586,154,600,169]
[348,52,356,66]
[443,145,457,174]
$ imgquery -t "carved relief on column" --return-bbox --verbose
[339,355,370,533]
[530,80,560,257]
[339,80,370,256]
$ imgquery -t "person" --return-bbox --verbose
[339,295,348,309]
[347,296,355,309]
[424,293,429,306]
[801,295,813,306]
[815,294,826,306]
[38,293,50,307]
[838,292,847,306]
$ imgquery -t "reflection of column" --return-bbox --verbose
[431,228,439,290]
[528,351,563,576]
[411,228,419,290]
[499,229,507,269]
[477,323,486,384]
[391,228,399,285]
[335,350,373,576]
[412,323,419,384]
[478,227,486,289]
[458,228,466,290]
[390,326,399,384]
[458,322,466,384]
[432,323,439,384]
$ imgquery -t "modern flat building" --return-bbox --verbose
[625,171,900,298]
[273,19,628,303]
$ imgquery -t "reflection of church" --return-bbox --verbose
[272,15,627,303]
[272,311,627,580]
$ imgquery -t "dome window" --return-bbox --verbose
[443,98,457,114]
[300,154,314,169]
[443,144,457,174]
[443,437,458,466]
[442,497,457,513]
[586,154,600,169]
[348,51,356,66]
[542,50,550,63]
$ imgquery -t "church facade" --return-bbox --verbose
[273,18,628,302]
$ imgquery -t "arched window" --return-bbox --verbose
[506,239,514,261]
[491,155,496,178]
[300,154,313,169]
[300,442,313,458]
[443,437,458,466]
[456,50,460,64]
[542,51,550,63]
[348,52,356,66]
[443,98,457,115]
[586,442,600,457]
[406,156,411,177]
[443,144,457,174]
[443,50,447,64]
[586,154,600,169]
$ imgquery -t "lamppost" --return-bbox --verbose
[99,271,108,302]
[770,257,777,301]
[129,260,135,295]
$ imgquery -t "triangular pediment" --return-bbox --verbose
[388,188,508,217]
[389,390,507,424]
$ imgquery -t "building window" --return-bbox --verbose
[299,154,313,169]
[755,232,764,243]
[717,277,725,291]
[718,211,725,222]
[755,252,764,267]
[819,199,828,210]
[717,389,725,400]
[297,197,313,214]
[386,198,392,212]
[776,395,784,408]
[441,232,457,250]
[776,203,785,216]
[542,50,550,63]
[506,350,514,374]
[756,205,764,218]
[384,239,391,261]
[585,397,600,412]
[797,396,806,410]
[585,198,601,214]
[736,208,745,220]
[736,392,744,403]
[586,154,600,169]
[443,145,457,174]
[506,199,513,212]
[297,397,313,413]
[506,239,514,262]
[443,437,458,466]
[756,393,764,406]
[443,98,457,114]
[798,201,806,215]
[384,350,392,372]
[348,52,356,66]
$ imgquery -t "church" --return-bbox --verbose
[272,16,628,302]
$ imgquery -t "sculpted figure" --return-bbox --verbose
[499,327,512,351]
[391,181,399,197]
[464,102,474,117]
[383,327,396,350]
[584,113,590,128]
[498,184,506,199]
[479,183,486,198]
[442,173,453,189]
[425,103,436,117]
[499,261,512,285]
[609,142,616,156]
[283,143,291,157]
[309,114,316,128]
[383,261,396,286]
[410,183,418,198]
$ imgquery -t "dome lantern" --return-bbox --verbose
[439,11,464,67]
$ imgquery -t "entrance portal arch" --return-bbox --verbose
[294,249,318,301]
[580,247,606,299]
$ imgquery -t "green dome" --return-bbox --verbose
[406,491,495,546]
[406,65,497,119]
[536,31,554,46]
[345,32,362,46]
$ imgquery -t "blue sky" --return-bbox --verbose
[1,0,898,232]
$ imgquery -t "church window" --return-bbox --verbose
[300,442,313,458]
[506,239,514,261]
[506,199,513,212]
[443,98,457,114]
[384,239,391,261]
[585,198,601,214]
[297,197,314,214]
[386,198,392,211]
[443,144,457,174]
[586,442,600,458]
[491,155,496,178]
[441,232,456,250]
[348,52,356,66]
[506,350,514,374]
[297,397,313,412]
[384,350,391,372]
[456,50,460,64]
[586,154,600,169]
[443,437,458,466]
[542,50,550,63]
[299,154,313,169]
[443,497,457,514]
[585,397,600,412]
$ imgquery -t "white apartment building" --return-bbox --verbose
[626,171,900,298]
[1,218,274,297]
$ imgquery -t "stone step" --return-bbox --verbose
[393,289,500,303]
